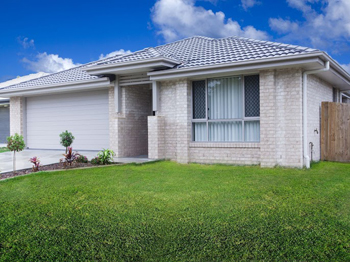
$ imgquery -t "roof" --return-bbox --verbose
[0,36,324,91]
[98,36,318,69]
[0,72,49,89]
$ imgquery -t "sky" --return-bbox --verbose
[1,0,350,82]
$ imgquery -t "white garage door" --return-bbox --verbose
[26,90,109,150]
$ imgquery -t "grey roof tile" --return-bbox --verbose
[2,35,320,91]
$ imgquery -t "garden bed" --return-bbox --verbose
[1,162,96,180]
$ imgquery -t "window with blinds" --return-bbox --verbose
[192,75,260,142]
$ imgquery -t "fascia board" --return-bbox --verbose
[84,57,180,74]
[0,77,112,97]
[148,57,324,81]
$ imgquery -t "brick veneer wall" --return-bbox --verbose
[109,84,152,157]
[259,68,303,168]
[307,75,333,162]
[10,97,24,136]
[150,69,306,167]
[147,116,165,159]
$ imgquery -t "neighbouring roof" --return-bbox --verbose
[0,72,49,89]
[0,36,326,91]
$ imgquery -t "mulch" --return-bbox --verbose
[1,162,95,180]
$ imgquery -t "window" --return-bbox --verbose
[192,75,260,142]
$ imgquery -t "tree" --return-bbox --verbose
[7,133,26,173]
[59,130,75,153]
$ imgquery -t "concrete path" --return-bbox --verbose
[0,150,157,173]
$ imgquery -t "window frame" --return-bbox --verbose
[191,75,260,143]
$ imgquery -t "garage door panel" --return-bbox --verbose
[26,90,109,150]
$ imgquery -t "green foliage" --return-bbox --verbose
[0,147,9,153]
[59,130,75,151]
[0,161,349,261]
[76,155,88,164]
[97,148,115,165]
[90,156,101,165]
[7,133,25,152]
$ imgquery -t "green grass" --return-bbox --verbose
[0,161,349,261]
[0,147,8,153]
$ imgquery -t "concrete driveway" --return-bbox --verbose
[0,150,98,173]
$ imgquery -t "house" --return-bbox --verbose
[0,72,49,144]
[0,36,349,168]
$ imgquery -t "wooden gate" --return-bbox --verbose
[321,102,350,162]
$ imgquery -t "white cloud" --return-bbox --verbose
[241,0,260,10]
[151,0,269,42]
[269,0,350,52]
[22,52,80,73]
[99,49,132,60]
[269,18,299,34]
[341,63,350,74]
[17,36,35,49]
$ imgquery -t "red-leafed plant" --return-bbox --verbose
[29,156,41,172]
[60,147,80,168]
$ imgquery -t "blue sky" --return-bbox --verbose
[1,0,350,82]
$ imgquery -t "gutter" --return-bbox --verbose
[0,77,112,97]
[303,61,330,169]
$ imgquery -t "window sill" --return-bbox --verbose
[189,142,260,148]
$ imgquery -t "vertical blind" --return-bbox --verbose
[193,76,260,142]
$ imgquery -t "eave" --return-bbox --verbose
[0,77,112,98]
[84,57,180,76]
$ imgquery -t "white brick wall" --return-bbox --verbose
[307,75,333,162]
[275,68,303,167]
[109,84,152,157]
[148,116,165,159]
[259,68,303,168]
[10,97,24,136]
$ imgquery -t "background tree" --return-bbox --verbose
[59,130,75,153]
[7,133,26,173]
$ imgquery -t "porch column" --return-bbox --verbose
[175,79,191,164]
[152,81,160,112]
[10,97,25,136]
[148,116,165,159]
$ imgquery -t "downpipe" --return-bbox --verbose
[303,61,330,168]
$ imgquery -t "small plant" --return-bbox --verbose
[29,156,41,172]
[91,156,101,165]
[60,147,80,168]
[59,130,75,153]
[7,133,26,173]
[76,155,88,163]
[97,149,115,165]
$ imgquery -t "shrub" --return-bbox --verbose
[97,149,115,165]
[76,155,88,163]
[59,131,75,153]
[60,147,80,168]
[7,133,26,173]
[90,156,101,165]
[29,156,41,172]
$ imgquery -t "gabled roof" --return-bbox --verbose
[98,36,318,69]
[1,35,348,92]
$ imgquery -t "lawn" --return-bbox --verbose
[0,161,349,261]
[0,147,8,153]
